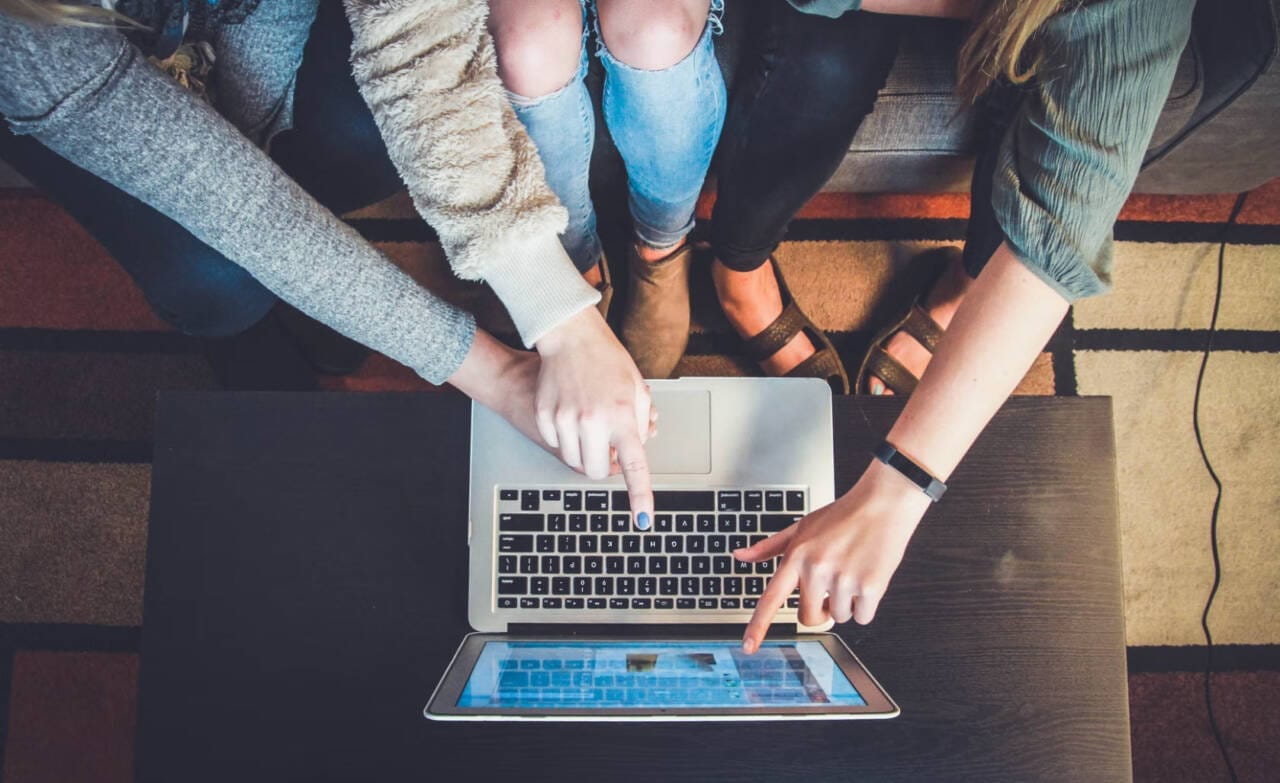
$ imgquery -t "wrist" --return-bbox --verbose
[844,459,934,524]
[533,306,606,357]
[447,329,522,409]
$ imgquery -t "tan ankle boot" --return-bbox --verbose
[620,243,693,379]
[594,253,614,319]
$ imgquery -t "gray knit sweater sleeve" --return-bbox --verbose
[991,0,1194,300]
[0,15,476,384]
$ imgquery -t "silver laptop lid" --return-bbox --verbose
[467,377,835,632]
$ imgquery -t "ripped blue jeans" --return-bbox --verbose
[505,0,726,273]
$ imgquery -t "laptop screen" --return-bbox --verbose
[456,640,866,710]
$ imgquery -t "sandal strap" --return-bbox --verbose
[864,347,918,396]
[902,305,945,353]
[742,300,809,364]
[786,348,850,394]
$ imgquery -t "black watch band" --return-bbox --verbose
[872,441,947,502]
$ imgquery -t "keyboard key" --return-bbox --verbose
[664,535,683,554]
[649,557,667,574]
[610,598,629,610]
[643,536,662,554]
[553,577,571,595]
[586,491,609,511]
[745,491,763,511]
[579,537,598,553]
[531,577,549,595]
[729,535,748,551]
[500,489,519,501]
[708,535,727,554]
[681,577,700,595]
[698,598,718,610]
[574,577,592,594]
[639,577,657,595]
[541,556,559,574]
[542,597,562,609]
[520,597,539,609]
[765,491,784,511]
[611,491,630,511]
[687,537,706,554]
[498,556,517,573]
[761,514,801,533]
[786,491,806,511]
[590,514,609,532]
[740,514,759,533]
[521,490,540,511]
[498,597,517,608]
[622,535,641,553]
[655,598,674,609]
[653,490,715,511]
[520,555,538,573]
[671,556,690,574]
[725,577,743,595]
[743,598,759,609]
[494,575,524,593]
[536,535,555,553]
[569,513,587,532]
[557,535,576,553]
[713,556,733,574]
[702,577,721,595]
[677,598,697,610]
[499,513,543,532]
[617,577,635,595]
[718,515,736,533]
[718,491,742,511]
[595,577,614,595]
[786,597,800,608]
[734,558,753,575]
[627,556,646,574]
[601,536,620,553]
[654,514,673,533]
[632,598,652,609]
[548,514,567,532]
[563,491,583,511]
[542,489,561,501]
[675,515,694,533]
[612,514,630,532]
[499,535,533,553]
[746,577,765,595]
[566,598,585,609]
[692,556,711,574]
[757,558,775,574]
[585,556,603,574]
[721,598,741,610]
[696,515,715,533]
[588,598,607,609]
[659,577,679,595]
[606,556,624,574]
[563,556,582,574]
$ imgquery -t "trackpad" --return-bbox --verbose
[646,390,711,475]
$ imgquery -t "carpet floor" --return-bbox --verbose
[1,180,1277,781]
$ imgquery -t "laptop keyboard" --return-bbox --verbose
[494,487,806,612]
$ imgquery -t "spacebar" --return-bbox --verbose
[653,491,716,511]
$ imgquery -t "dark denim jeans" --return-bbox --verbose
[710,1,1016,276]
[0,0,400,338]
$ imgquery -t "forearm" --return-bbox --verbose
[883,243,1069,483]
[860,0,975,18]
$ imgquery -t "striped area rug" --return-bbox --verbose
[1,181,1278,781]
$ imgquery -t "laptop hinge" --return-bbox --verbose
[507,623,801,637]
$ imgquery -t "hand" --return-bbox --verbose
[734,460,933,653]
[533,307,656,527]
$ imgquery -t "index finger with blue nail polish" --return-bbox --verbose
[614,432,653,531]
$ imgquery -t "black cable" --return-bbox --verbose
[1194,190,1248,783]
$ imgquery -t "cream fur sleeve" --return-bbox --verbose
[343,0,599,346]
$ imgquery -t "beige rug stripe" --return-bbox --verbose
[0,461,150,626]
[1076,351,1280,646]
[1074,242,1280,331]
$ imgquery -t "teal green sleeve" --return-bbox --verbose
[786,0,862,18]
[991,0,1194,301]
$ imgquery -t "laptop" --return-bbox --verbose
[425,377,899,721]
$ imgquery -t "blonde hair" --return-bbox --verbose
[957,0,1066,102]
[0,0,132,27]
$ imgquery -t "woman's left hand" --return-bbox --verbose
[733,459,933,653]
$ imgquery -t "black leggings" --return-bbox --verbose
[710,1,1014,277]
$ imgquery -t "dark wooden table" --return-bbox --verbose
[136,392,1129,782]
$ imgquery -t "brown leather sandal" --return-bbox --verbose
[855,248,956,396]
[740,257,851,395]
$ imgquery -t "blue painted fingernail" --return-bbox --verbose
[637,511,651,531]
[871,384,883,396]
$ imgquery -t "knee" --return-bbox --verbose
[597,0,707,71]
[489,0,584,98]
[144,253,276,338]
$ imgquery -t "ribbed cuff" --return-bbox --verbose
[482,232,601,347]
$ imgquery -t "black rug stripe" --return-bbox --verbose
[0,329,200,354]
[1075,329,1280,353]
[1053,309,1079,396]
[1128,644,1280,673]
[349,216,1280,245]
[0,624,141,653]
[0,438,152,464]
